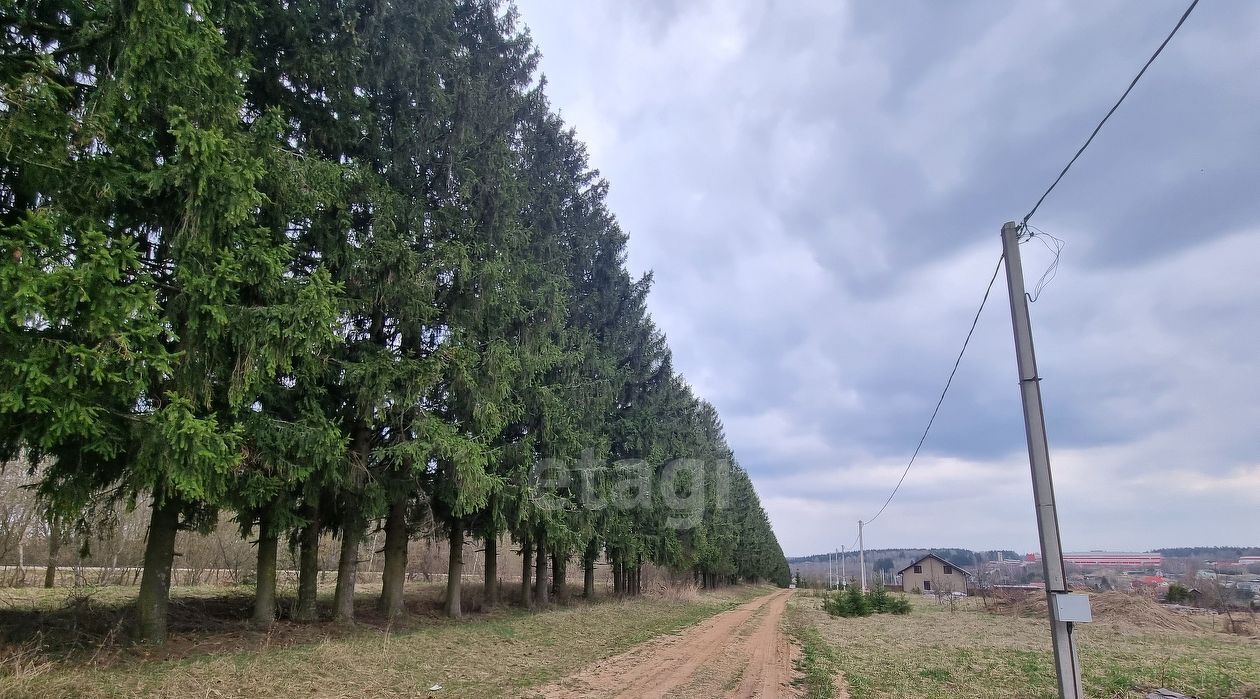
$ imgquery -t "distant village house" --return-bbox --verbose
[897,554,973,595]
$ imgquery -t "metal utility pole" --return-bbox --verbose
[1001,221,1090,699]
[858,520,867,592]
[828,550,833,589]
[840,547,845,587]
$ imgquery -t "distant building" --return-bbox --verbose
[1239,556,1260,566]
[897,554,973,594]
[1025,552,1162,569]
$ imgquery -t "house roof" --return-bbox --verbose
[895,553,975,577]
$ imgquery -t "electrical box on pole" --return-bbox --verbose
[1000,221,1088,699]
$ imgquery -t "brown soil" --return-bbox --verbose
[534,588,801,699]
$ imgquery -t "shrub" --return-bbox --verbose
[822,588,866,618]
[845,584,872,617]
[821,591,850,617]
[822,585,911,618]
[1165,582,1191,604]
[868,584,891,613]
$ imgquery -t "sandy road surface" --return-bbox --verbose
[534,589,801,698]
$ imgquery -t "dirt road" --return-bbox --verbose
[534,589,801,698]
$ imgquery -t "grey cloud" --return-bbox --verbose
[517,0,1260,556]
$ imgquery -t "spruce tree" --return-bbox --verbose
[3,0,343,642]
[3,2,795,636]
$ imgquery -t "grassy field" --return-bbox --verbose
[788,591,1260,699]
[0,582,765,698]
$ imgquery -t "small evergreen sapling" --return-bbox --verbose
[822,583,911,618]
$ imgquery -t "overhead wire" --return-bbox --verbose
[1023,225,1065,303]
[1021,0,1200,226]
[839,1,1199,557]
[860,253,1005,527]
[853,0,1199,538]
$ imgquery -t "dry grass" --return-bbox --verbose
[645,579,702,603]
[789,593,1260,699]
[990,590,1207,634]
[0,582,767,698]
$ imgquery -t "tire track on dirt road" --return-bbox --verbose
[533,589,800,698]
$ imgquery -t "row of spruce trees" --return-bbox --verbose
[0,0,790,643]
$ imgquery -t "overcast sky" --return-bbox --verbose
[514,0,1260,558]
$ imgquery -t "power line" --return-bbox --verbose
[853,0,1198,548]
[1021,0,1200,226]
[862,253,1005,526]
[1024,225,1065,303]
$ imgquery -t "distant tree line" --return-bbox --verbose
[1154,547,1260,559]
[788,548,995,569]
[0,0,789,644]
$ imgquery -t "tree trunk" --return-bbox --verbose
[553,550,569,604]
[294,503,320,622]
[534,528,548,606]
[612,554,622,595]
[334,424,370,624]
[252,508,278,626]
[136,497,180,644]
[520,538,533,609]
[483,535,498,607]
[43,516,59,589]
[583,540,597,599]
[551,550,559,598]
[332,509,362,624]
[445,521,463,618]
[378,499,408,619]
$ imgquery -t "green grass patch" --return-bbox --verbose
[787,603,841,698]
[919,668,952,682]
